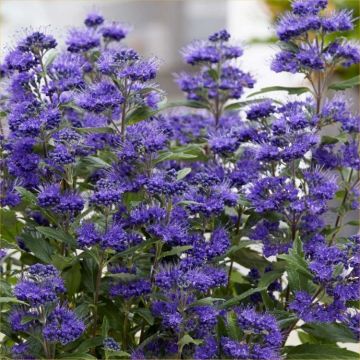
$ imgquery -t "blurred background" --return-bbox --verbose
[1,0,358,102]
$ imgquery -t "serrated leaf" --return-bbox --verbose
[0,297,27,305]
[58,352,97,359]
[271,310,297,329]
[329,75,360,91]
[224,98,276,111]
[159,245,193,259]
[15,186,37,205]
[226,311,242,340]
[229,248,270,271]
[320,135,339,145]
[189,297,225,307]
[36,226,76,247]
[21,315,36,325]
[0,208,24,243]
[63,262,81,296]
[101,316,109,337]
[22,233,54,263]
[286,344,359,359]
[45,50,58,68]
[178,334,202,352]
[278,253,312,279]
[221,287,267,309]
[207,68,219,81]
[301,323,357,343]
[105,350,130,358]
[106,273,139,281]
[77,156,112,170]
[258,271,282,288]
[163,100,209,110]
[155,151,198,163]
[75,336,104,353]
[134,308,154,326]
[247,86,310,98]
[75,127,115,134]
[227,241,256,254]
[126,106,157,125]
[346,220,359,226]
[177,167,191,180]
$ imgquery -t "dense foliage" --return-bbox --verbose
[0,0,359,359]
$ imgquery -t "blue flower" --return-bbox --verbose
[43,305,85,345]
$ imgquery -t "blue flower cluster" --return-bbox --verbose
[9,264,85,358]
[272,0,360,73]
[0,1,359,359]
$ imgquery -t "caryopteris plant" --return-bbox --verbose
[0,1,359,359]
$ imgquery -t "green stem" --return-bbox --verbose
[151,241,163,283]
[122,302,130,350]
[329,169,354,245]
[120,83,128,140]
[227,206,242,291]
[92,250,105,336]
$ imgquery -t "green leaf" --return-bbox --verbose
[320,135,339,145]
[45,50,58,68]
[286,344,359,359]
[271,310,298,329]
[104,350,130,358]
[298,331,323,344]
[258,271,282,288]
[101,316,109,337]
[224,98,276,111]
[221,287,267,309]
[155,144,206,164]
[329,75,360,91]
[75,336,104,353]
[0,208,24,243]
[261,290,275,310]
[178,334,202,352]
[159,245,193,259]
[301,323,357,343]
[63,262,81,296]
[77,156,112,170]
[177,200,202,207]
[216,316,227,340]
[36,226,76,247]
[22,233,54,263]
[244,212,263,229]
[292,235,304,256]
[155,151,197,163]
[105,273,139,281]
[287,268,313,292]
[163,100,209,110]
[226,311,242,340]
[278,253,312,279]
[207,68,219,81]
[52,254,77,271]
[227,241,256,254]
[58,352,97,359]
[20,315,36,325]
[229,248,270,271]
[189,297,225,307]
[177,167,192,180]
[247,86,310,98]
[0,297,27,305]
[346,220,360,226]
[134,308,154,326]
[75,127,115,134]
[126,106,157,125]
[15,186,37,205]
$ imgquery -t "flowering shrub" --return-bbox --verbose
[0,1,359,359]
